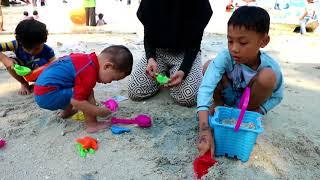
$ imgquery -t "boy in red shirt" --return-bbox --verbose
[34,45,133,133]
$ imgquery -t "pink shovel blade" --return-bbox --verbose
[234,87,250,132]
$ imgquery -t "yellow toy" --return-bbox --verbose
[69,8,86,25]
[71,111,85,121]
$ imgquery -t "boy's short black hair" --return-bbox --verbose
[101,45,133,76]
[15,19,48,50]
[98,13,104,19]
[23,11,28,16]
[33,10,38,16]
[228,6,270,34]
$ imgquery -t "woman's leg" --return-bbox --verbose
[168,52,203,107]
[128,55,166,101]
[0,5,4,31]
[85,7,90,26]
[89,7,96,26]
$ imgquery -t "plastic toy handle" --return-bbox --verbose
[101,98,118,112]
[111,117,135,124]
[234,87,250,132]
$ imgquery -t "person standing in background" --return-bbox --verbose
[0,2,4,31]
[83,0,96,26]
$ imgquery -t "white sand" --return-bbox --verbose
[0,31,320,179]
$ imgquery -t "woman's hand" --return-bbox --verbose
[146,58,158,78]
[166,70,185,87]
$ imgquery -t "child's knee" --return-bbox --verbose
[202,60,212,75]
[256,68,276,89]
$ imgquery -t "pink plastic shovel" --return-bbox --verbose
[111,114,152,128]
[234,87,251,132]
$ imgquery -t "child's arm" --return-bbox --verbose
[197,51,228,114]
[0,52,14,68]
[44,46,56,62]
[71,98,111,117]
[197,51,228,157]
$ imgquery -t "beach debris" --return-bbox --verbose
[0,108,12,117]
[111,125,131,135]
[111,95,128,102]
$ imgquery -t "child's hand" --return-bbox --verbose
[146,58,159,78]
[166,70,185,87]
[197,127,215,158]
[97,107,112,117]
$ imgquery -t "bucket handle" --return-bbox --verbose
[234,87,250,132]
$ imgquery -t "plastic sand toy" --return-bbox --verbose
[101,98,118,112]
[156,74,170,85]
[111,114,152,128]
[71,111,85,121]
[0,139,6,149]
[13,64,31,76]
[111,125,131,134]
[75,136,98,157]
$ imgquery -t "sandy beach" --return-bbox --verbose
[1,1,320,179]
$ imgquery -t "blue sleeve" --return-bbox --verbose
[197,50,230,111]
[0,40,18,52]
[43,45,55,62]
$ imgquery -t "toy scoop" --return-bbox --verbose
[0,139,6,149]
[111,114,152,128]
[101,98,118,112]
[156,74,170,85]
[13,64,31,76]
[193,150,217,179]
[234,87,251,132]
[76,136,98,150]
[111,125,131,134]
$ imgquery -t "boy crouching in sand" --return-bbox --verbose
[34,45,133,133]
[197,6,284,157]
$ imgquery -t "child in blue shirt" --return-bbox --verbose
[0,19,55,95]
[197,6,284,157]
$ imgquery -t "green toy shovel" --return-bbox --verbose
[13,64,31,76]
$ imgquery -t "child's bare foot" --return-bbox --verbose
[85,121,110,133]
[18,83,32,95]
[58,109,78,119]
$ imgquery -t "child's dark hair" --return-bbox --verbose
[15,19,48,50]
[100,45,133,76]
[98,13,104,20]
[33,10,38,16]
[228,6,270,34]
[23,11,28,16]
